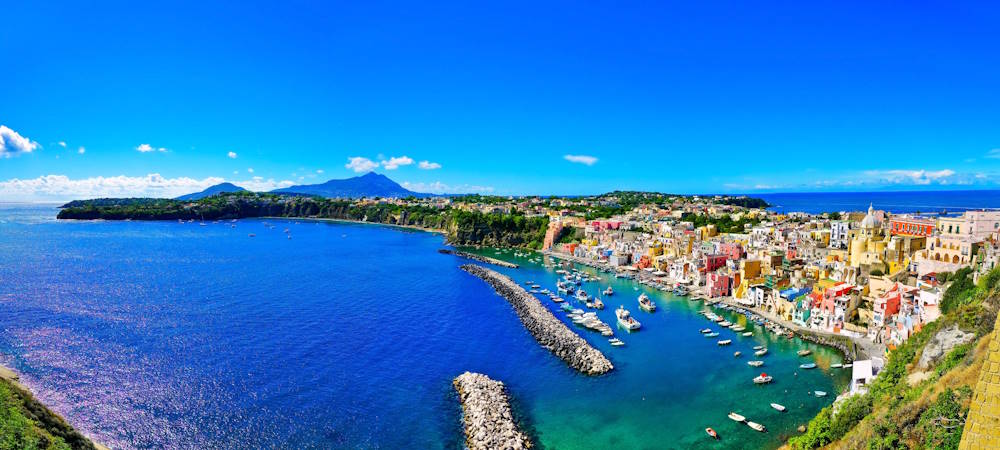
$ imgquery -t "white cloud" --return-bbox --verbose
[862,169,956,185]
[227,151,238,159]
[77,146,85,155]
[986,149,1000,159]
[418,160,442,170]
[0,125,40,158]
[0,173,295,202]
[135,144,166,153]
[58,141,67,148]
[316,169,324,174]
[247,167,254,173]
[345,156,379,173]
[381,155,414,170]
[401,181,494,195]
[563,154,598,166]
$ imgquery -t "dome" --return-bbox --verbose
[860,203,881,229]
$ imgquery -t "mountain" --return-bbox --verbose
[271,172,427,198]
[176,182,248,201]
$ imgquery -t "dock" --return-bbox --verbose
[440,249,519,268]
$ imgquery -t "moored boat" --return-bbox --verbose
[831,363,843,368]
[638,293,656,312]
[748,360,764,367]
[746,421,766,432]
[753,373,772,384]
[814,391,827,397]
[705,332,719,337]
[604,286,614,296]
[728,412,746,422]
[755,348,768,356]
[742,331,753,337]
[717,339,732,346]
[770,403,786,412]
[594,298,605,309]
[800,363,817,369]
[700,328,712,334]
[616,305,641,331]
[705,427,718,440]
[797,349,812,356]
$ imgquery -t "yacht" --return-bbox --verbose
[638,293,656,312]
[616,305,641,331]
[609,338,625,346]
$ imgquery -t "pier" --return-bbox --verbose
[440,249,519,268]
[453,372,530,450]
[461,264,613,375]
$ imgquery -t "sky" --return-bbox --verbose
[2,1,999,201]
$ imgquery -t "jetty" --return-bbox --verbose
[461,264,613,375]
[453,372,531,450]
[440,249,519,268]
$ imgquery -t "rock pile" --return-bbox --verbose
[453,372,530,450]
[439,249,519,268]
[461,264,613,375]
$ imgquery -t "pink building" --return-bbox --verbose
[704,254,727,273]
[706,273,731,298]
[718,242,743,261]
[590,220,623,231]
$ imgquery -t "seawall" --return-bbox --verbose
[453,372,530,450]
[460,264,613,375]
[439,249,519,268]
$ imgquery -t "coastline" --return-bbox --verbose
[0,363,108,450]
[262,216,445,234]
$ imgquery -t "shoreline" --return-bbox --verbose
[0,363,109,450]
[262,216,445,234]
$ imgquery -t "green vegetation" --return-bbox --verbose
[679,212,761,233]
[0,377,95,450]
[57,192,549,249]
[716,196,769,208]
[789,267,1000,449]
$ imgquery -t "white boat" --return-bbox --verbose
[728,412,745,422]
[734,351,741,357]
[717,339,732,346]
[705,332,719,337]
[844,363,854,368]
[753,373,773,384]
[638,293,656,312]
[753,345,764,350]
[594,298,605,309]
[742,332,753,337]
[731,325,745,332]
[747,421,766,432]
[797,349,812,356]
[770,403,786,412]
[616,305,641,331]
[814,391,828,397]
[609,338,625,346]
[575,290,589,301]
[755,349,768,356]
[748,360,764,367]
[604,286,614,296]
[831,363,843,369]
[700,328,712,334]
[718,321,732,327]
[800,363,817,369]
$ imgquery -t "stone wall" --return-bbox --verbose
[959,314,1000,449]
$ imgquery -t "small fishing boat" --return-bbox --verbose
[718,321,732,327]
[800,363,817,369]
[705,332,720,338]
[742,331,753,337]
[609,338,625,346]
[616,305,641,331]
[604,286,614,296]
[831,363,843,369]
[814,391,827,397]
[594,298,605,309]
[753,373,772,384]
[755,348,768,356]
[673,285,689,296]
[731,325,745,332]
[638,293,656,312]
[748,360,764,367]
[717,339,732,346]
[797,349,812,356]
[728,412,746,422]
[770,403,786,412]
[747,421,766,432]
[734,351,742,357]
[700,328,712,334]
[753,345,764,351]
[705,428,718,440]
[844,363,854,368]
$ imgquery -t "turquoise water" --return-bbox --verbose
[0,205,849,449]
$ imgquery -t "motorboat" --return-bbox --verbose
[748,360,764,367]
[718,321,732,327]
[616,305,641,330]
[604,286,614,296]
[742,332,753,337]
[700,328,712,334]
[753,345,764,351]
[705,332,720,338]
[797,349,812,356]
[728,412,746,422]
[638,293,656,312]
[831,363,843,369]
[746,421,766,432]
[705,428,718,440]
[575,290,589,301]
[755,348,768,356]
[753,373,773,384]
[844,363,854,368]
[609,338,625,346]
[800,363,817,369]
[673,285,689,296]
[770,403,786,412]
[814,391,827,397]
[594,298,605,309]
[717,339,732,346]
[734,351,742,357]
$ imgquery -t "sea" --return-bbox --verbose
[0,204,849,449]
[755,189,1000,214]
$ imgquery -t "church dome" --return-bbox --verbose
[860,203,880,229]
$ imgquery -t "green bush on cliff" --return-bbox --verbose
[0,381,70,450]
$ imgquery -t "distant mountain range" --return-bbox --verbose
[176,182,248,200]
[271,172,427,198]
[176,173,428,200]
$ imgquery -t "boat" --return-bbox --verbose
[609,338,625,346]
[594,298,605,309]
[560,304,573,311]
[705,332,720,337]
[717,339,732,346]
[800,363,817,369]
[705,428,718,440]
[248,233,256,237]
[718,321,732,327]
[734,351,741,357]
[844,363,854,368]
[755,348,768,356]
[814,391,828,397]
[616,305,641,331]
[700,328,712,334]
[748,360,764,367]
[575,290,589,301]
[770,403,786,412]
[742,332,753,337]
[638,293,656,312]
[731,325,745,332]
[585,301,594,308]
[604,286,614,296]
[753,345,764,351]
[728,412,746,422]
[831,363,843,369]
[753,373,773,384]
[746,421,766,432]
[673,285,689,296]
[797,349,812,356]
[553,297,565,303]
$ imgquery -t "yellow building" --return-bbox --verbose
[847,204,890,271]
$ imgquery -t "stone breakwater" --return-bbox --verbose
[453,372,530,450]
[439,249,519,268]
[460,264,613,375]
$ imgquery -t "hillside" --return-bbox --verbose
[271,172,427,198]
[176,182,247,201]
[785,268,1000,449]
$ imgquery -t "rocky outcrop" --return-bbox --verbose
[453,372,530,450]
[917,324,975,370]
[439,249,519,268]
[461,264,613,375]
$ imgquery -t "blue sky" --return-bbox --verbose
[2,1,999,200]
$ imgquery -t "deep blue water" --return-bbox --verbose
[0,205,848,449]
[755,190,1000,214]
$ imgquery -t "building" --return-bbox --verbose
[889,215,935,237]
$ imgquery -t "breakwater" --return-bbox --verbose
[453,372,530,450]
[460,264,613,375]
[439,249,519,268]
